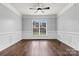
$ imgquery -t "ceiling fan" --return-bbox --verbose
[29,7,50,13]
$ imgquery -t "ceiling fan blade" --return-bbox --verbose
[43,7,50,10]
[29,8,37,10]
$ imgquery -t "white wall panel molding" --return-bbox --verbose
[57,31,79,51]
[57,31,79,37]
[0,31,22,51]
[0,31,22,35]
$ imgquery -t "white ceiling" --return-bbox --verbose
[10,3,69,15]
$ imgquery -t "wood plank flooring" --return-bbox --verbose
[0,39,79,56]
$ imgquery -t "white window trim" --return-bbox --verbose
[32,19,47,36]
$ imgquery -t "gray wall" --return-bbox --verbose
[22,15,57,39]
[57,4,79,51]
[0,4,22,51]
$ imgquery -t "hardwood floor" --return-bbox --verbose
[0,39,79,56]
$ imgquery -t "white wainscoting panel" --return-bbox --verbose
[57,31,79,51]
[0,31,22,51]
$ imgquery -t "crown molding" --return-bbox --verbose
[1,3,21,16]
[58,3,75,16]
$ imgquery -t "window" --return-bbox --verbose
[33,20,39,35]
[33,19,47,36]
